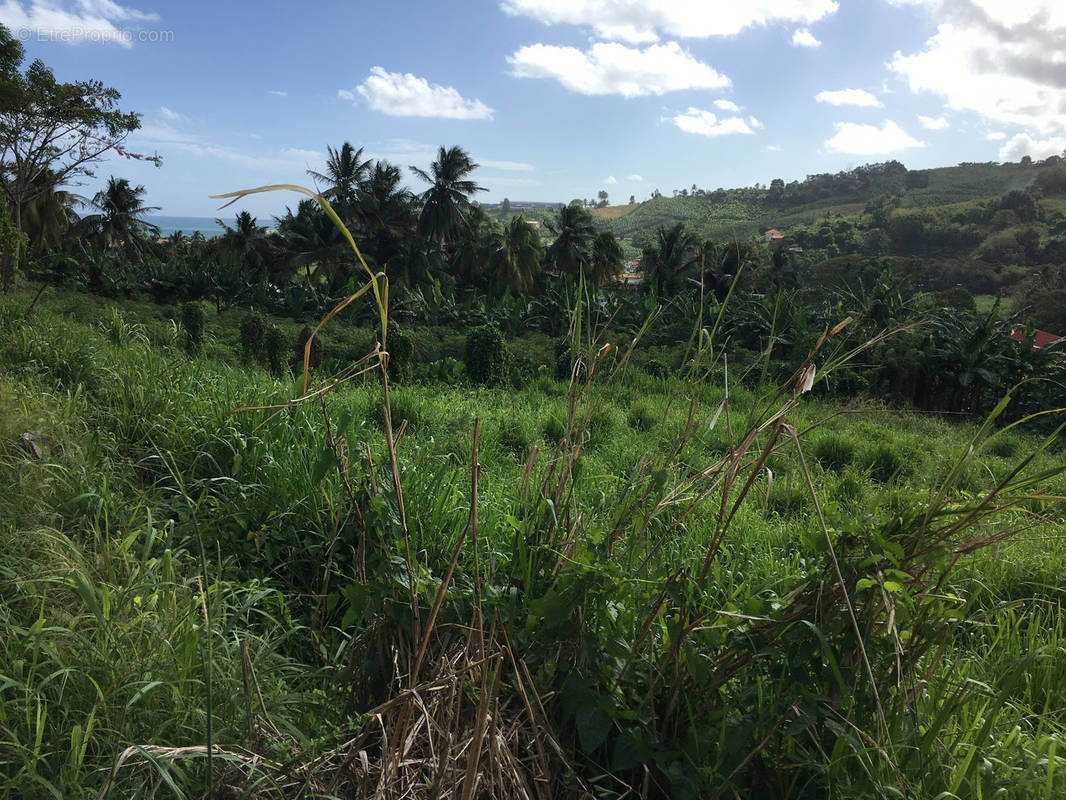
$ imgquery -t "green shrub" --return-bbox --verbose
[986,434,1020,459]
[542,414,567,443]
[387,321,413,382]
[386,388,425,432]
[764,475,810,517]
[860,441,914,483]
[627,400,658,431]
[180,301,206,356]
[507,349,539,388]
[239,311,268,366]
[586,405,624,449]
[264,325,287,377]
[465,324,506,384]
[811,433,856,472]
[295,325,323,370]
[933,286,977,311]
[495,413,536,457]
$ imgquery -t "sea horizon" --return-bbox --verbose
[145,215,227,239]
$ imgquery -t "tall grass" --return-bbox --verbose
[1,189,1065,798]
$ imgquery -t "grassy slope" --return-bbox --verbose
[597,161,1043,242]
[2,288,1065,797]
[590,203,639,219]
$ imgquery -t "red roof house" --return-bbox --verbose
[1010,326,1063,350]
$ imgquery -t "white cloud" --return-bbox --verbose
[160,106,183,121]
[917,114,948,130]
[749,116,764,129]
[674,107,756,137]
[500,0,839,43]
[267,90,288,97]
[603,175,618,184]
[997,133,1066,162]
[370,138,439,166]
[766,144,783,151]
[889,2,1066,133]
[714,98,741,112]
[815,89,882,107]
[281,147,324,161]
[986,131,1007,141]
[792,27,821,47]
[824,120,925,154]
[343,67,493,119]
[508,41,729,97]
[128,122,325,173]
[0,0,159,47]
[481,159,535,171]
[627,174,643,181]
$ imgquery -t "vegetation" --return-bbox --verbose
[2,277,1065,799]
[1,22,1066,794]
[0,24,151,292]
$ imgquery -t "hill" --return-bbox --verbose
[593,159,1051,243]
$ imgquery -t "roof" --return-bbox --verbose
[1010,326,1063,350]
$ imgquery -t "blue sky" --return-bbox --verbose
[2,0,1065,218]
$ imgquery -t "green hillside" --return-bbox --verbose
[595,159,1049,243]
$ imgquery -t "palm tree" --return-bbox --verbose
[643,223,697,296]
[276,199,352,289]
[80,177,160,265]
[356,160,418,280]
[409,146,486,244]
[698,238,756,300]
[307,142,371,214]
[545,203,596,278]
[19,176,82,259]
[214,210,279,281]
[589,230,624,288]
[490,215,543,294]
[450,203,498,289]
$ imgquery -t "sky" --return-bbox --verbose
[2,0,1066,219]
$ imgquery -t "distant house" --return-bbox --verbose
[618,273,643,288]
[763,229,785,243]
[1009,326,1063,350]
[787,244,804,254]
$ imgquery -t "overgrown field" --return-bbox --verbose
[2,288,1065,799]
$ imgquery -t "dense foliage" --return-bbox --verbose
[2,30,1066,796]
[1,287,1065,800]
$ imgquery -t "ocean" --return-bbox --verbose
[146,216,227,238]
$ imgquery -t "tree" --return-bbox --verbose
[307,141,370,214]
[597,189,608,208]
[450,203,497,289]
[354,160,417,282]
[643,223,697,296]
[80,177,159,265]
[214,211,278,282]
[489,214,542,294]
[545,203,596,278]
[629,195,635,205]
[768,178,785,204]
[410,145,486,244]
[589,230,624,288]
[0,24,150,292]
[19,170,81,259]
[276,198,352,288]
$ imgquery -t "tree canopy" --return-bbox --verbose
[0,22,151,291]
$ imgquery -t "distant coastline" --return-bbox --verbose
[146,216,227,238]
